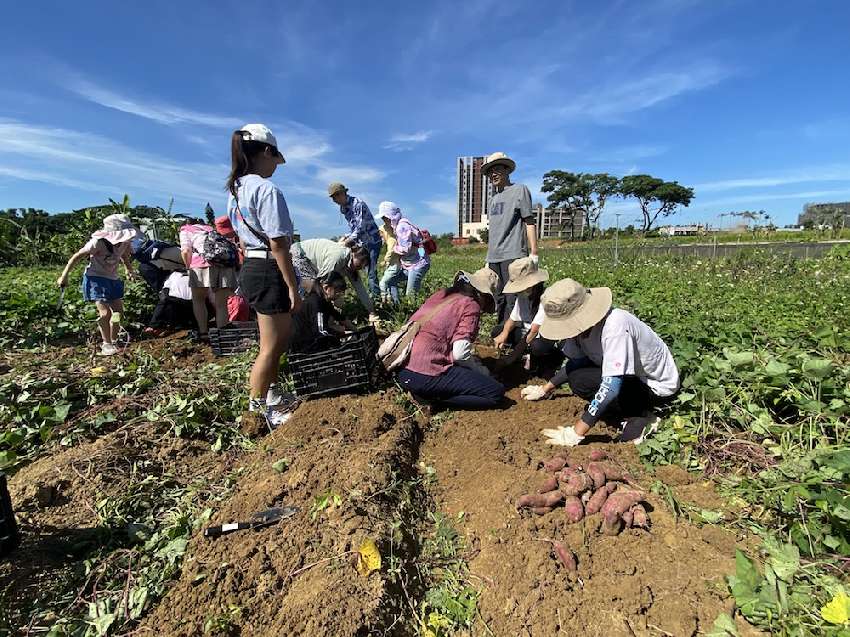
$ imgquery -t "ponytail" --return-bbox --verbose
[226,131,274,196]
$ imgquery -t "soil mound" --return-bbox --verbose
[421,383,745,636]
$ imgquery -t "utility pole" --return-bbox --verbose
[614,213,621,266]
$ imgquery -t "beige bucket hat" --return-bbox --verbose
[502,257,549,294]
[455,268,499,300]
[327,182,347,196]
[538,278,613,340]
[481,151,516,175]
[91,214,140,245]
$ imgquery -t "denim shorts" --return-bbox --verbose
[82,274,125,302]
[239,257,291,315]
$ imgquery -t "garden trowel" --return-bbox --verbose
[203,505,298,538]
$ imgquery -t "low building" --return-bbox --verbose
[534,203,585,239]
[659,224,706,237]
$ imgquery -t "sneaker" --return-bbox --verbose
[99,342,118,356]
[619,416,660,445]
[265,405,294,430]
[266,384,297,408]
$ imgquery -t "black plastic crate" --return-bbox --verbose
[0,473,19,558]
[288,327,380,398]
[209,321,259,356]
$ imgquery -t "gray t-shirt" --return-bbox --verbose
[486,183,533,262]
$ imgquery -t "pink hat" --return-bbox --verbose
[215,215,235,237]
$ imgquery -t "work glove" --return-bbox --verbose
[530,254,539,266]
[521,384,548,401]
[541,426,585,447]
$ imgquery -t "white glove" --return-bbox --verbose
[368,313,381,326]
[521,385,548,401]
[530,254,539,266]
[541,426,585,446]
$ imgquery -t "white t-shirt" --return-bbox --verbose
[227,174,294,250]
[560,308,680,396]
[509,296,545,332]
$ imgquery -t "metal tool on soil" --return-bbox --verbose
[203,506,298,538]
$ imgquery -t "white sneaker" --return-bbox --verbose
[266,405,294,430]
[99,342,118,356]
[267,385,297,408]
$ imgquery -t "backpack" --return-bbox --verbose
[377,296,455,371]
[420,229,438,255]
[201,230,239,267]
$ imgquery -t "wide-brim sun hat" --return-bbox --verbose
[538,278,613,340]
[502,256,549,293]
[240,123,285,164]
[455,268,499,300]
[481,151,516,175]
[91,213,141,244]
[328,182,347,196]
[378,201,401,224]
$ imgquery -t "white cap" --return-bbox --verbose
[240,124,284,162]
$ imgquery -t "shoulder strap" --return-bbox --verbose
[233,190,271,248]
[414,295,457,328]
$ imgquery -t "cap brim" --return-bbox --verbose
[503,269,549,294]
[92,229,139,244]
[538,287,612,340]
[456,270,496,298]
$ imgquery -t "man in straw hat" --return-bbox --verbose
[492,256,562,370]
[481,152,539,324]
[520,278,680,446]
[328,182,382,298]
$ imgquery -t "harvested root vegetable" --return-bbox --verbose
[601,490,645,526]
[601,517,622,536]
[564,496,584,523]
[585,485,609,515]
[552,540,577,572]
[606,482,621,494]
[560,471,594,497]
[600,463,628,483]
[557,467,577,484]
[516,494,547,509]
[630,503,649,529]
[589,449,607,461]
[542,456,567,472]
[622,508,634,528]
[541,490,565,507]
[532,506,554,515]
[585,462,607,489]
[537,476,559,494]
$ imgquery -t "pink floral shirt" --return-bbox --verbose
[404,290,481,376]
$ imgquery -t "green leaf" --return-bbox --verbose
[765,541,800,582]
[726,350,755,368]
[802,357,833,380]
[706,612,739,637]
[272,458,290,473]
[0,449,18,469]
[88,612,116,636]
[764,359,790,378]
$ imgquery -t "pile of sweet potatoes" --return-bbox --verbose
[516,449,650,536]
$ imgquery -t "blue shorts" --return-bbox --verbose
[82,274,124,302]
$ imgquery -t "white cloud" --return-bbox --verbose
[696,165,850,193]
[384,130,434,151]
[423,197,456,218]
[315,165,386,186]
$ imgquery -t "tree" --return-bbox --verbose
[478,228,489,244]
[541,171,620,240]
[619,175,694,233]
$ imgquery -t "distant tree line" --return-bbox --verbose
[541,171,695,237]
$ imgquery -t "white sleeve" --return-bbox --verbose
[601,331,636,377]
[452,339,473,362]
[509,299,522,323]
[531,304,545,327]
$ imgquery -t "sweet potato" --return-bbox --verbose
[541,490,565,507]
[601,490,645,525]
[516,494,549,509]
[559,471,594,497]
[557,467,577,483]
[532,506,554,516]
[542,456,568,472]
[589,449,607,461]
[585,462,607,489]
[585,485,609,515]
[537,476,558,494]
[552,540,577,572]
[601,463,629,483]
[630,503,649,529]
[606,482,621,494]
[601,517,622,536]
[563,496,584,523]
[622,508,634,528]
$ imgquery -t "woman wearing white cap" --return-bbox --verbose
[522,278,679,446]
[226,124,301,430]
[397,268,505,408]
[376,201,431,301]
[57,214,140,356]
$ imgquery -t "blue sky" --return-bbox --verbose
[1,0,850,235]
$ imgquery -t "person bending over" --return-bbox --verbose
[522,278,679,446]
[289,271,354,354]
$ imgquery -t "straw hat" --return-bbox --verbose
[481,151,516,175]
[538,278,613,340]
[455,268,499,300]
[502,257,549,293]
[327,182,347,196]
[91,214,140,244]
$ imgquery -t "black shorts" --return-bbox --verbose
[239,257,291,315]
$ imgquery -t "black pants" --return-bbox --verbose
[491,323,562,362]
[149,297,195,329]
[565,366,671,420]
[488,260,515,325]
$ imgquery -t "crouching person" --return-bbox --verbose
[289,271,353,354]
[397,269,505,408]
[523,278,679,445]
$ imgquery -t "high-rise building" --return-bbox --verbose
[534,203,585,240]
[456,156,493,238]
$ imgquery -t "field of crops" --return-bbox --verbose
[1,244,849,636]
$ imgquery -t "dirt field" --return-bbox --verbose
[2,338,758,635]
